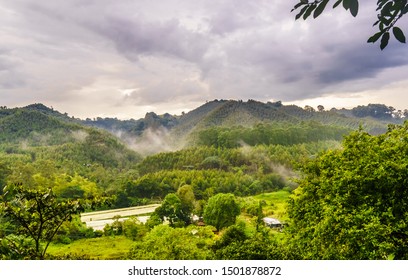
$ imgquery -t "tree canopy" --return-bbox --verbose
[292,0,408,49]
[203,193,241,231]
[0,185,84,259]
[286,122,408,259]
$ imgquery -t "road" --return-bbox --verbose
[80,204,160,230]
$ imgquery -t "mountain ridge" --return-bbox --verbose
[1,100,403,150]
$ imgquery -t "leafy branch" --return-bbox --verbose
[292,0,408,50]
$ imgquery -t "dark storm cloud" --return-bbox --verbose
[317,43,408,84]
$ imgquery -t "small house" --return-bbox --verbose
[263,217,282,229]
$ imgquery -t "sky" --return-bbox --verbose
[1,0,408,120]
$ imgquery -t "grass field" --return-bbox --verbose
[252,190,291,221]
[47,236,135,260]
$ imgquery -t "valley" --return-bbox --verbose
[0,100,407,260]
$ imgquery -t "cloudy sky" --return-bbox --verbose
[1,0,408,119]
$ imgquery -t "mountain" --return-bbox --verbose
[169,100,397,143]
[78,99,398,146]
[0,105,141,171]
[1,100,403,155]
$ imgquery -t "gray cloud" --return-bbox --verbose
[1,0,408,118]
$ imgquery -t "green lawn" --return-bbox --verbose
[46,236,135,260]
[252,190,291,221]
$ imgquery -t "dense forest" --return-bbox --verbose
[0,100,407,260]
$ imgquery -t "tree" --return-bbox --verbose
[0,184,84,259]
[203,193,241,231]
[292,0,408,49]
[176,185,196,216]
[128,225,215,260]
[304,105,315,112]
[212,221,283,260]
[286,123,408,259]
[351,103,394,119]
[155,193,191,227]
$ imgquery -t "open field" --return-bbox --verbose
[47,236,134,260]
[252,190,291,221]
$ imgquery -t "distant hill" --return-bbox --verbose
[169,100,399,144]
[0,105,141,170]
[1,100,404,155]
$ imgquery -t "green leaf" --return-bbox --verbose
[380,32,390,50]
[333,0,342,9]
[295,5,309,20]
[392,26,406,43]
[303,5,317,20]
[343,0,350,10]
[367,31,383,43]
[314,0,329,18]
[349,0,359,17]
[291,2,304,12]
[381,2,393,17]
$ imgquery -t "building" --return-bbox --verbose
[263,217,282,229]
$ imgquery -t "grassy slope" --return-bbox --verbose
[253,190,291,221]
[47,236,134,260]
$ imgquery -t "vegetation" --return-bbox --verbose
[203,193,241,231]
[286,123,408,259]
[1,101,407,260]
[0,185,83,259]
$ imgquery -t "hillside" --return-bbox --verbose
[168,100,396,147]
[1,100,401,154]
[0,105,141,193]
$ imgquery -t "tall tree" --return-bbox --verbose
[203,193,241,231]
[155,193,191,227]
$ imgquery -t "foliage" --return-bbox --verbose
[252,190,292,221]
[46,235,134,260]
[291,0,408,49]
[351,104,395,119]
[122,217,148,241]
[177,185,197,215]
[128,225,215,260]
[203,193,241,231]
[0,234,37,260]
[154,193,190,227]
[213,222,282,260]
[0,184,83,259]
[54,215,95,243]
[196,122,350,148]
[138,141,341,174]
[125,169,273,200]
[286,123,408,259]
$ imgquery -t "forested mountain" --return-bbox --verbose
[67,99,398,153]
[0,101,404,199]
[0,105,141,196]
[1,100,402,155]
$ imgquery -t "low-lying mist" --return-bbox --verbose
[113,126,184,157]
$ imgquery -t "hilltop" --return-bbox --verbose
[1,100,402,154]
